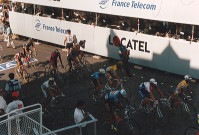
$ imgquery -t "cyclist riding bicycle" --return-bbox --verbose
[67,47,80,72]
[23,38,37,56]
[50,49,64,70]
[118,44,132,77]
[138,78,165,109]
[41,77,65,111]
[14,51,27,70]
[104,89,133,131]
[73,40,86,64]
[91,69,110,99]
[170,75,192,111]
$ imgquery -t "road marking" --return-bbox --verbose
[0,59,38,72]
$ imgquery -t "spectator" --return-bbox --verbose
[64,29,73,56]
[5,73,21,104]
[4,22,15,48]
[74,100,89,135]
[6,91,24,114]
[0,18,4,41]
[0,89,7,116]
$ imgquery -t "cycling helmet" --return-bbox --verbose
[106,67,110,72]
[184,75,192,81]
[28,38,33,42]
[120,89,127,97]
[150,78,157,85]
[55,49,59,53]
[49,77,55,81]
[99,68,105,74]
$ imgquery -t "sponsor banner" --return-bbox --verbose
[0,59,38,72]
[9,12,199,79]
[11,0,199,25]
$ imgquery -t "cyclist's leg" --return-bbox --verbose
[67,56,72,72]
[122,59,132,77]
[50,60,57,75]
[105,101,114,125]
[41,86,50,109]
[138,88,149,107]
[170,92,178,109]
[91,78,99,95]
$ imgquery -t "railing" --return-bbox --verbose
[33,114,98,135]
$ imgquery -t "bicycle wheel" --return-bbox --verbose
[184,127,199,135]
[127,118,141,135]
[15,66,22,79]
[181,102,197,121]
[23,69,29,83]
[84,60,93,74]
[56,71,65,85]
[155,106,169,127]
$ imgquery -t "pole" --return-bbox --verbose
[96,13,98,26]
[191,25,194,41]
[138,19,140,33]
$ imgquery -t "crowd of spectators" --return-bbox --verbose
[11,2,199,42]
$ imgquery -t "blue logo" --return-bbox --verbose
[35,19,41,31]
[99,0,110,9]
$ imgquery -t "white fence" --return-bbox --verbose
[0,104,52,135]
[9,11,199,79]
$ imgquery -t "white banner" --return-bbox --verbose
[11,0,199,25]
[9,12,199,79]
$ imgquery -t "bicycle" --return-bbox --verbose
[65,62,85,84]
[25,51,37,69]
[44,62,65,85]
[135,98,169,127]
[15,65,30,83]
[166,94,197,121]
[184,127,199,135]
[100,106,140,135]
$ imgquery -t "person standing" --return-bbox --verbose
[6,91,24,114]
[4,23,15,49]
[5,73,21,104]
[74,100,89,135]
[0,89,7,116]
[64,29,73,56]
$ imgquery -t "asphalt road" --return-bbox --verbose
[0,39,199,135]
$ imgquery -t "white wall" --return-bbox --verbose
[11,0,199,25]
[9,12,199,79]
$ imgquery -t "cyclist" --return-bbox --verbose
[67,47,80,72]
[64,29,73,56]
[23,38,37,56]
[73,40,86,64]
[50,49,64,70]
[170,75,192,111]
[104,89,133,131]
[14,51,27,70]
[41,77,65,111]
[91,69,110,99]
[117,44,132,77]
[138,78,165,109]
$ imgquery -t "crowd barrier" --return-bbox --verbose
[9,11,199,79]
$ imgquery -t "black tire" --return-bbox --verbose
[155,105,169,127]
[181,102,197,121]
[184,127,199,135]
[15,65,22,79]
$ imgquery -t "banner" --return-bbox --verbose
[9,12,199,79]
[11,0,199,25]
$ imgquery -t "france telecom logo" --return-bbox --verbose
[35,19,41,31]
[99,0,110,9]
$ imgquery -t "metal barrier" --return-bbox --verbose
[33,114,98,135]
[0,103,52,135]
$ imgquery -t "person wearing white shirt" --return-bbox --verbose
[6,91,24,114]
[4,23,15,49]
[0,89,7,115]
[64,29,74,56]
[74,100,89,135]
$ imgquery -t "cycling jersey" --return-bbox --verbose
[23,42,33,50]
[105,90,125,103]
[91,72,108,80]
[118,45,129,60]
[14,53,22,62]
[41,80,57,98]
[139,82,159,99]
[107,65,117,72]
[50,51,60,62]
[174,80,189,93]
